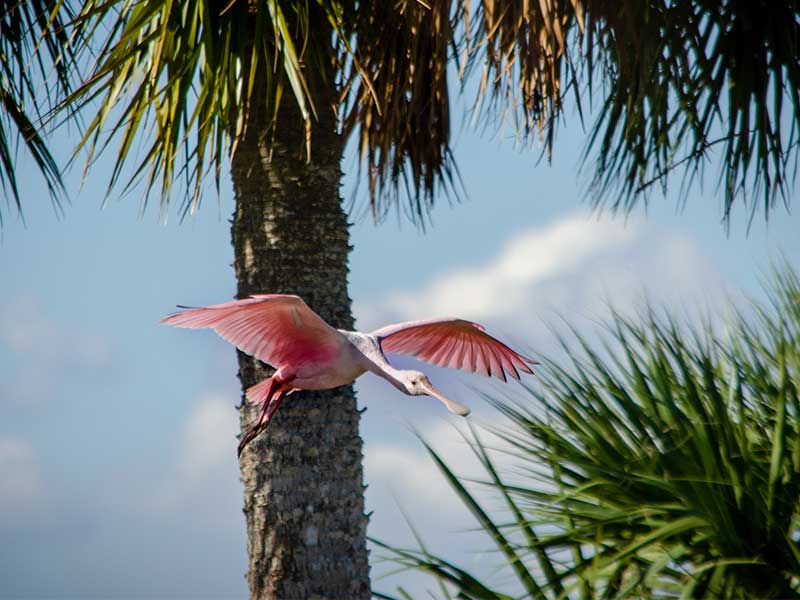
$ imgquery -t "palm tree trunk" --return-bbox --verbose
[229,32,370,599]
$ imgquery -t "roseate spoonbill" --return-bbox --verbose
[161,295,536,456]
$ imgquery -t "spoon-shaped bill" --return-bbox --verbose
[421,380,471,417]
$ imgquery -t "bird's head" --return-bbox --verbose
[403,371,471,417]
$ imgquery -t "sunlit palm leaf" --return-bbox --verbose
[68,0,320,216]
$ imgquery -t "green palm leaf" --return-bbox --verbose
[380,264,800,599]
[67,0,320,215]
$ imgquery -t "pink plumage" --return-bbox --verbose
[371,318,536,382]
[161,294,341,367]
[162,295,536,456]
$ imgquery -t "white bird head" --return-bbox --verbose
[402,370,471,417]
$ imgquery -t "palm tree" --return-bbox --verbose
[69,3,374,596]
[379,266,800,599]
[5,0,799,597]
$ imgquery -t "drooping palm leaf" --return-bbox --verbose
[336,0,458,223]
[0,0,78,224]
[575,1,800,221]
[459,0,800,221]
[66,0,328,217]
[379,264,800,599]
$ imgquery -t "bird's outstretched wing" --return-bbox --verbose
[161,295,343,367]
[371,318,536,382]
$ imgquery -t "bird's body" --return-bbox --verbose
[277,330,369,391]
[162,294,535,455]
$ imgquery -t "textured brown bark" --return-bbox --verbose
[229,24,370,600]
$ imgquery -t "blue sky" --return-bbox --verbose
[1,95,799,598]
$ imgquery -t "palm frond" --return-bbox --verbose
[64,0,800,224]
[337,0,459,225]
[460,0,800,222]
[462,0,580,151]
[577,0,800,221]
[0,0,78,225]
[67,0,325,216]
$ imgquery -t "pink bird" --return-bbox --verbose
[161,295,536,456]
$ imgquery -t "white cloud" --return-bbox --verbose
[367,426,466,508]
[383,213,636,320]
[357,211,724,337]
[364,421,476,573]
[0,365,56,406]
[367,445,448,501]
[177,393,240,480]
[0,298,115,408]
[0,437,43,510]
[0,297,53,355]
[151,392,240,510]
[365,418,521,512]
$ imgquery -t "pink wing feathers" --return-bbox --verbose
[371,318,536,382]
[161,294,344,368]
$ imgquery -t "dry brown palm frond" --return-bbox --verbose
[338,0,456,223]
[462,0,580,151]
[337,0,582,223]
[459,0,800,222]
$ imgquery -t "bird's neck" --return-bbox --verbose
[364,362,405,393]
[364,353,412,394]
[344,331,412,394]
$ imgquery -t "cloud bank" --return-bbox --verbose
[357,211,724,339]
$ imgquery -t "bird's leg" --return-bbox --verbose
[238,387,290,457]
[245,374,280,405]
[238,375,294,457]
[260,387,288,430]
